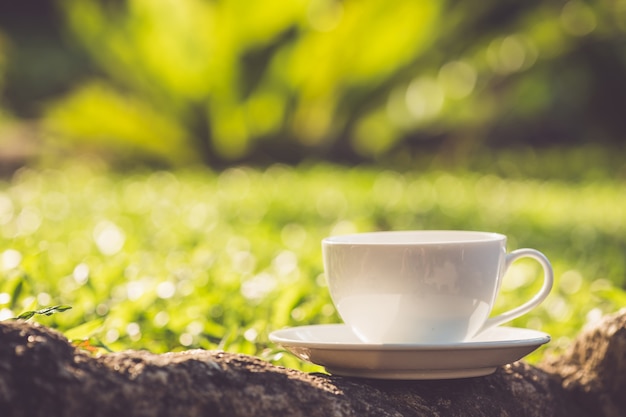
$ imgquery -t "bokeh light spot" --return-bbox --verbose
[37,292,51,306]
[16,207,42,236]
[406,77,444,121]
[154,311,170,327]
[316,188,347,219]
[127,322,141,341]
[179,333,193,346]
[241,272,277,301]
[244,328,258,342]
[0,309,14,321]
[0,194,14,225]
[156,281,177,299]
[93,220,126,256]
[561,1,597,36]
[0,293,10,305]
[559,270,583,295]
[281,223,307,249]
[73,263,90,285]
[487,35,528,74]
[1,249,22,270]
[438,60,477,99]
[272,250,298,277]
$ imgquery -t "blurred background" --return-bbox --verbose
[1,0,625,370]
[1,0,625,170]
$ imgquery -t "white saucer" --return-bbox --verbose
[269,324,550,380]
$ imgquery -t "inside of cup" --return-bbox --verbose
[324,230,505,244]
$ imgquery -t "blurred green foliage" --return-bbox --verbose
[0,156,625,371]
[0,0,625,374]
[39,0,441,163]
[1,0,626,165]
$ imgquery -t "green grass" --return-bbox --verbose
[1,159,625,372]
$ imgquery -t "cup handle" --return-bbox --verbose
[478,248,554,334]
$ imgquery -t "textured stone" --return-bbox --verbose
[0,310,624,417]
[541,308,626,417]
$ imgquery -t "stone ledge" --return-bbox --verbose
[1,309,624,417]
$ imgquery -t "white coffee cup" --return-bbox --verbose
[322,230,553,344]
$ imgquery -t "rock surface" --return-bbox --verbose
[0,310,624,417]
[541,310,626,417]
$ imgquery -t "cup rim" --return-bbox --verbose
[322,230,506,245]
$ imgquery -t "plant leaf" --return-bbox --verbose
[15,310,35,320]
[15,305,73,320]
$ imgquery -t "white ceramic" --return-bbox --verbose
[269,324,550,379]
[322,231,553,344]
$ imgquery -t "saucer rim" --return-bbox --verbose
[323,366,499,380]
[269,324,550,351]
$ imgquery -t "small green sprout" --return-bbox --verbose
[15,305,73,321]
